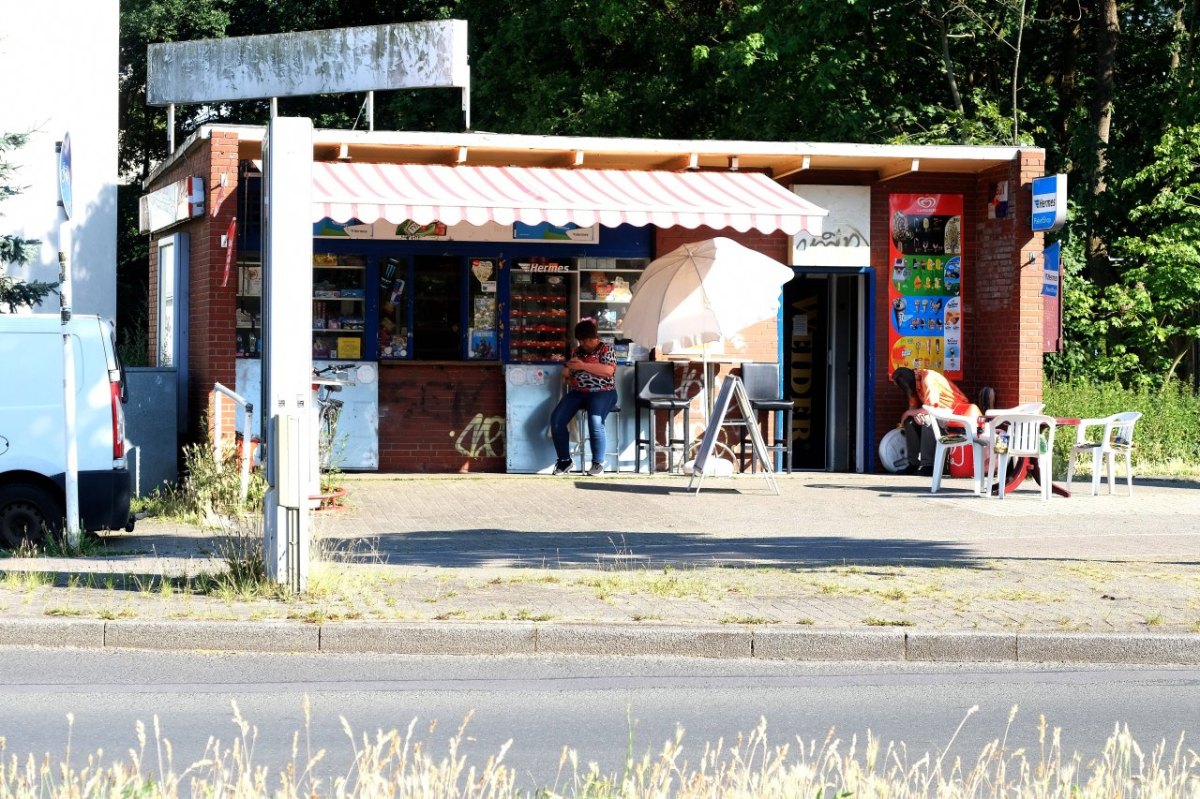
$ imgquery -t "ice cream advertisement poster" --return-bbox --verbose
[888,194,964,380]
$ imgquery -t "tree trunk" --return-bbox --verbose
[1086,0,1120,285]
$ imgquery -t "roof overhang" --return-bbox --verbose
[147,124,1033,188]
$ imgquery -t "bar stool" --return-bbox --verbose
[739,362,793,473]
[634,361,690,474]
[572,402,622,473]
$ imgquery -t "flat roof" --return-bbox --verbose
[147,123,1034,187]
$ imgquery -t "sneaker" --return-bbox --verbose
[552,460,574,475]
[587,461,605,476]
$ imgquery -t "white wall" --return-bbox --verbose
[0,0,119,320]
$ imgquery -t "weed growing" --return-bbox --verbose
[0,705,1197,798]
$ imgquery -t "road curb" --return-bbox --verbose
[2,619,1199,664]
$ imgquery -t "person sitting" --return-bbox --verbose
[890,366,981,476]
[549,319,618,476]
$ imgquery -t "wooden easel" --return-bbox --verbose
[688,375,778,495]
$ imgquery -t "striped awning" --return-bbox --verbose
[311,162,825,235]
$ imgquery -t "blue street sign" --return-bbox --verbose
[57,132,73,220]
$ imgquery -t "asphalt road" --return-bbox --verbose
[0,649,1196,791]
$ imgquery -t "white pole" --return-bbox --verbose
[59,246,81,550]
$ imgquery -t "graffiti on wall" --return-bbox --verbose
[454,413,505,458]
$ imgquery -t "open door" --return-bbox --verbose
[783,271,867,471]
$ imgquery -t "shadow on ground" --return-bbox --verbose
[320,529,987,569]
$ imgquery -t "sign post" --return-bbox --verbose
[1032,175,1068,232]
[57,132,81,550]
[261,118,314,593]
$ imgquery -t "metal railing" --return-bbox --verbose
[212,383,255,505]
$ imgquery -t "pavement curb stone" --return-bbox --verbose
[1016,632,1200,665]
[906,630,1018,662]
[0,619,106,649]
[752,628,907,660]
[535,624,750,658]
[320,622,537,655]
[104,620,320,653]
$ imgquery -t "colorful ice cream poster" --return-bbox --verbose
[888,193,964,380]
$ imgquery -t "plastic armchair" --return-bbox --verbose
[987,412,1057,500]
[921,405,988,495]
[1066,411,1141,496]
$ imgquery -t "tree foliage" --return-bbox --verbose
[115,0,1200,387]
[0,132,59,313]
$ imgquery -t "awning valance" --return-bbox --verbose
[311,162,826,235]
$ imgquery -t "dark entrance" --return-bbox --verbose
[782,271,865,471]
[412,256,463,360]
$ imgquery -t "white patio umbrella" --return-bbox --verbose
[622,237,795,416]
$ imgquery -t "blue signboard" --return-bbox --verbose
[57,132,73,220]
[1042,241,1061,297]
[1032,175,1066,232]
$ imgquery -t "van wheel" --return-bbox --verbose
[0,485,62,549]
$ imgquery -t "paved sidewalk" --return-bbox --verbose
[1,471,1198,663]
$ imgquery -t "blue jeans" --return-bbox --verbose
[551,389,618,464]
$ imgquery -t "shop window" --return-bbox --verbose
[467,258,499,360]
[312,253,367,360]
[379,257,410,359]
[412,256,463,360]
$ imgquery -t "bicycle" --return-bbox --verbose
[312,363,357,469]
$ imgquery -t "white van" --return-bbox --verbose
[0,314,133,546]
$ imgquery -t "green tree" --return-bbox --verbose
[0,132,59,313]
[1109,124,1200,385]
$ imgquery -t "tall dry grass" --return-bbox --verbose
[0,703,1195,798]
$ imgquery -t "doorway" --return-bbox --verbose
[412,256,463,360]
[782,271,868,471]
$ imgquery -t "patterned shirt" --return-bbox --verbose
[568,342,616,392]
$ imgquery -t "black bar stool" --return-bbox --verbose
[634,361,690,474]
[739,362,793,473]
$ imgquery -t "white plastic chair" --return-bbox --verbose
[1066,411,1141,496]
[922,405,988,495]
[987,413,1057,500]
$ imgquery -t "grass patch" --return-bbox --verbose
[0,570,55,590]
[1044,378,1200,477]
[718,614,776,625]
[864,616,914,627]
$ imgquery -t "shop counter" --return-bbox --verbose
[234,358,380,470]
[505,364,638,474]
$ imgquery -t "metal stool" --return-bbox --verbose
[634,361,691,474]
[739,362,793,473]
[572,403,621,473]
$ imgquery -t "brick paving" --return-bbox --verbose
[1,471,1198,634]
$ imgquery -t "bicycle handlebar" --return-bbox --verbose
[313,363,357,377]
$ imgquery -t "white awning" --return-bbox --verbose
[311,162,825,235]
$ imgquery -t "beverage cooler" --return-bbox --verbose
[505,260,573,363]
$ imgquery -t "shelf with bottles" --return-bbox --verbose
[508,262,572,363]
[312,253,367,359]
[235,257,263,358]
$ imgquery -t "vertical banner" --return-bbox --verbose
[887,194,964,380]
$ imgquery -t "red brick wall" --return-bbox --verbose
[970,153,1045,408]
[867,157,1044,459]
[377,363,507,472]
[146,131,242,441]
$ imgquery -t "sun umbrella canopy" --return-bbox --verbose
[623,237,795,353]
